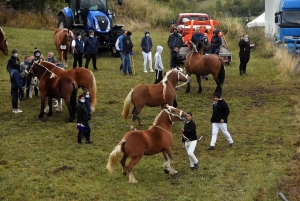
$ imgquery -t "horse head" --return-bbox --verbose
[0,27,8,55]
[174,67,190,83]
[189,41,197,53]
[66,29,74,42]
[163,104,187,122]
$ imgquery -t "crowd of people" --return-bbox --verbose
[7,27,254,166]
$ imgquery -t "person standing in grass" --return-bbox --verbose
[182,112,199,170]
[19,55,31,100]
[84,29,99,71]
[141,30,153,73]
[115,30,127,72]
[122,31,134,76]
[10,58,23,113]
[238,33,251,75]
[154,45,164,84]
[76,94,93,144]
[72,32,84,69]
[207,92,233,150]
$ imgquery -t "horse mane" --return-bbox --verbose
[34,61,57,77]
[0,27,5,41]
[161,70,175,100]
[153,110,164,126]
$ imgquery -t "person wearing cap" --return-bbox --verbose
[210,29,222,55]
[122,31,134,76]
[115,30,127,72]
[167,27,183,66]
[6,49,20,74]
[84,29,99,71]
[9,51,23,113]
[140,30,153,73]
[72,32,84,69]
[207,92,234,150]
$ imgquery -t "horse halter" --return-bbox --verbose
[173,69,190,89]
[164,107,186,122]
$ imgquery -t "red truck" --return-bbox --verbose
[169,13,232,64]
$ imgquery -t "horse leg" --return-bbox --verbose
[47,97,53,117]
[185,82,191,93]
[120,153,129,175]
[131,106,138,130]
[213,75,222,95]
[127,156,141,183]
[65,99,74,122]
[196,75,202,93]
[64,50,68,67]
[44,97,49,113]
[162,150,177,175]
[38,95,46,118]
[56,98,63,112]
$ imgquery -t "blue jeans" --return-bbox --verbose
[123,53,132,74]
[119,51,125,71]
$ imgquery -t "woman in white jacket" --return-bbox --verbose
[154,46,164,84]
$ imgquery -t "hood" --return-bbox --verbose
[144,30,149,36]
[156,46,163,55]
[213,29,219,35]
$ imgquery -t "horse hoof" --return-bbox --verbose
[164,169,170,174]
[123,172,127,176]
[197,90,202,94]
[185,91,190,94]
[47,113,52,117]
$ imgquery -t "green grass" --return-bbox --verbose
[0,26,299,201]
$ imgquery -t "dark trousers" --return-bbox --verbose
[19,76,26,99]
[11,88,19,109]
[73,52,83,69]
[211,48,220,55]
[239,53,250,72]
[85,53,97,70]
[154,69,163,84]
[77,121,91,143]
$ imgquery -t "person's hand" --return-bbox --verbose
[181,128,184,133]
[220,119,224,123]
[210,121,212,125]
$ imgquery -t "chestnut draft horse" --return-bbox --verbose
[0,27,8,55]
[54,28,74,67]
[122,68,190,130]
[39,60,97,112]
[29,61,78,122]
[107,105,187,183]
[184,42,225,95]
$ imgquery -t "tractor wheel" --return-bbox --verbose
[58,14,66,29]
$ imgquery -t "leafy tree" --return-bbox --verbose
[216,0,222,11]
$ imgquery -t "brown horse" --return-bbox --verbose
[184,42,225,95]
[39,60,97,112]
[122,68,190,130]
[29,61,78,122]
[107,105,187,183]
[54,28,74,67]
[0,27,8,55]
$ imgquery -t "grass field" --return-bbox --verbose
[0,26,300,201]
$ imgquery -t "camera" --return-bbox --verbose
[200,38,204,42]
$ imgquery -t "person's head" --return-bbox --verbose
[195,27,200,34]
[213,29,219,36]
[213,92,221,101]
[89,29,94,37]
[186,112,193,121]
[78,94,85,102]
[127,31,132,37]
[243,34,249,41]
[75,31,82,39]
[122,30,127,36]
[12,49,18,57]
[52,58,58,64]
[83,89,90,98]
[24,56,31,63]
[173,26,178,33]
[205,29,209,34]
[156,45,163,55]
[34,48,41,57]
[145,30,150,37]
[47,52,54,59]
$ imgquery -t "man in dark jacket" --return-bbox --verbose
[207,92,233,150]
[170,46,185,69]
[191,27,204,52]
[76,94,92,144]
[238,34,251,75]
[72,32,84,69]
[122,31,133,75]
[84,29,99,71]
[182,112,199,170]
[141,30,153,73]
[10,60,23,113]
[168,27,183,65]
[7,49,20,74]
[210,29,222,55]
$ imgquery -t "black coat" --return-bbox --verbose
[182,120,197,142]
[211,99,230,123]
[122,36,133,54]
[211,35,222,51]
[7,56,20,73]
[76,102,89,123]
[168,33,183,50]
[239,39,251,58]
[170,50,185,68]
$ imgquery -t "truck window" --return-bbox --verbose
[181,17,190,24]
[282,11,300,24]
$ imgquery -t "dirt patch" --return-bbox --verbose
[53,165,75,174]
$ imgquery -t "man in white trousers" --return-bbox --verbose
[182,112,199,170]
[208,92,234,150]
[140,30,153,73]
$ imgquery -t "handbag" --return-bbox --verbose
[77,124,85,131]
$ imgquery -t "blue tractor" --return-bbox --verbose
[58,0,124,57]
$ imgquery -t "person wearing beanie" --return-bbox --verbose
[167,26,183,66]
[140,30,153,73]
[210,29,222,55]
[207,92,234,150]
[29,47,43,98]
[6,49,20,74]
[72,31,84,69]
[84,29,99,71]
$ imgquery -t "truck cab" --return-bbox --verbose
[275,0,300,53]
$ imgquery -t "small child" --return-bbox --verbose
[154,45,164,84]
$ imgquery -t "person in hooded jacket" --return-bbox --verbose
[238,33,251,75]
[6,49,20,74]
[207,92,234,150]
[210,30,222,55]
[168,27,183,65]
[19,56,31,100]
[122,31,134,76]
[10,60,23,113]
[141,30,153,73]
[154,45,164,84]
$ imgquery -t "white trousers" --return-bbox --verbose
[184,140,198,167]
[142,51,152,70]
[210,123,233,146]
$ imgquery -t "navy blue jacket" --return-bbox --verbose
[191,33,204,46]
[10,69,23,89]
[76,101,89,123]
[84,37,99,54]
[7,56,20,73]
[141,36,152,53]
[84,97,92,120]
[74,38,84,53]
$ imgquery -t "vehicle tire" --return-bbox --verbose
[58,14,66,29]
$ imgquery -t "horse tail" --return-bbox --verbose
[122,89,133,120]
[218,58,225,85]
[70,82,78,114]
[90,73,97,112]
[106,140,125,173]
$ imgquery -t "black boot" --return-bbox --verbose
[243,71,248,75]
[240,71,244,76]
